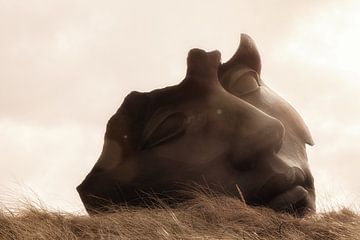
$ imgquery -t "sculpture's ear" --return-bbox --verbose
[183,48,221,89]
[220,33,261,75]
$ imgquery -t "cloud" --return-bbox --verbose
[0,0,333,124]
[0,119,102,211]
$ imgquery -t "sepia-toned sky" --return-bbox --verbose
[0,0,359,212]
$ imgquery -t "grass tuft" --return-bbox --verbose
[0,193,359,239]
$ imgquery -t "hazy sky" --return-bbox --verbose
[1,0,359,212]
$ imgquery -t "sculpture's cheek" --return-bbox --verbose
[141,135,230,173]
[94,140,123,170]
[113,160,139,184]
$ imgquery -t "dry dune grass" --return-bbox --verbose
[0,193,359,240]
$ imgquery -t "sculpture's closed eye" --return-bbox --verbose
[229,72,260,96]
[140,110,187,150]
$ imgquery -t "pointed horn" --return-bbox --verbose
[219,33,261,75]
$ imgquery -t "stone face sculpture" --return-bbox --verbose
[77,34,315,216]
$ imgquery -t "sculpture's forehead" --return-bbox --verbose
[119,84,211,119]
[106,84,196,141]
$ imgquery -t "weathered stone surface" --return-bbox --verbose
[77,34,315,216]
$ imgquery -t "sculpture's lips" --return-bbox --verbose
[251,165,313,215]
[257,166,306,201]
[267,185,311,215]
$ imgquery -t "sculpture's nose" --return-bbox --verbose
[234,113,285,158]
[229,106,286,173]
[258,117,285,154]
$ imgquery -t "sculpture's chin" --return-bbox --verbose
[267,185,315,216]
